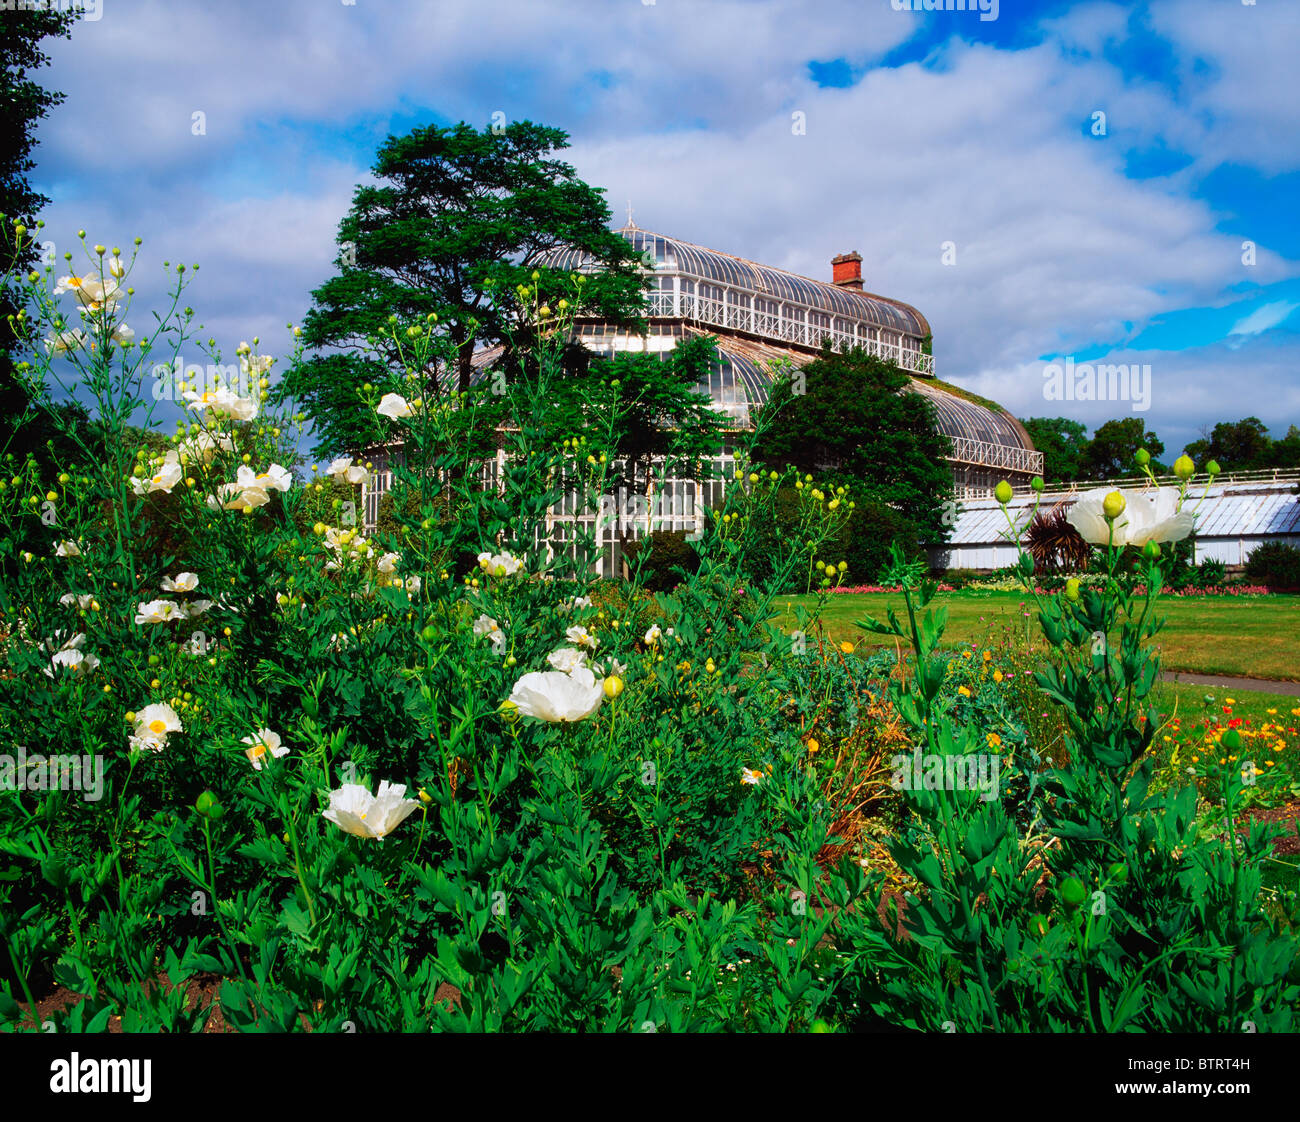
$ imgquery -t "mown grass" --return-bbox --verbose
[778,590,1300,682]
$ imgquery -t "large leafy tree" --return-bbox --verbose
[1182,417,1273,472]
[1019,416,1089,482]
[0,6,77,466]
[276,120,648,458]
[1080,417,1164,479]
[751,343,954,541]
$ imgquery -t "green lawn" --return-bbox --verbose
[775,590,1300,682]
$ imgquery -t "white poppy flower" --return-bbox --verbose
[183,600,214,619]
[132,456,183,496]
[327,456,370,486]
[177,430,234,465]
[403,575,422,595]
[111,321,135,346]
[740,767,765,786]
[377,551,401,574]
[322,780,421,840]
[477,551,524,577]
[59,593,95,609]
[53,274,85,296]
[74,275,122,313]
[546,647,587,674]
[565,625,598,650]
[135,599,185,625]
[161,572,199,593]
[377,393,413,420]
[128,731,168,754]
[239,352,273,376]
[46,329,89,356]
[55,540,82,557]
[45,648,100,677]
[41,630,85,654]
[241,728,289,771]
[472,614,500,638]
[644,624,662,645]
[239,463,292,493]
[1066,487,1196,547]
[507,666,604,723]
[182,385,258,421]
[210,480,271,511]
[134,702,182,741]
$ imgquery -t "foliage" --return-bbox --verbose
[1183,417,1300,473]
[273,120,647,458]
[821,514,1298,1030]
[622,529,700,592]
[1019,417,1089,483]
[1244,542,1300,590]
[751,343,955,543]
[1080,418,1165,479]
[2,229,1295,1036]
[1024,503,1091,573]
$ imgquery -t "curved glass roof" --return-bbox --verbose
[468,332,1034,454]
[541,226,930,340]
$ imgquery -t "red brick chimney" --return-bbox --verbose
[831,251,863,290]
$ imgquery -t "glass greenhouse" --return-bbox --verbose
[363,223,1044,573]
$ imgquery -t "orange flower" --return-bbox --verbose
[958,686,971,698]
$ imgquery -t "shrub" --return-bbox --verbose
[1244,542,1300,590]
[623,528,699,591]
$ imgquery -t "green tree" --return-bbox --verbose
[1081,417,1164,479]
[1267,424,1300,471]
[0,6,77,467]
[751,343,954,541]
[536,334,728,485]
[1019,416,1088,482]
[276,120,648,458]
[1182,417,1273,472]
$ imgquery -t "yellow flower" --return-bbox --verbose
[839,641,854,654]
[986,733,1002,748]
[982,650,992,662]
[1225,697,1236,706]
[992,670,1003,683]
[806,738,820,754]
[957,686,971,698]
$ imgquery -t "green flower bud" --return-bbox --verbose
[1065,577,1081,602]
[1030,476,1044,493]
[1173,454,1194,480]
[1135,448,1150,467]
[1141,540,1161,561]
[1107,862,1129,885]
[994,480,1013,505]
[1059,877,1087,910]
[1102,491,1125,521]
[1222,728,1242,751]
[1206,459,1221,476]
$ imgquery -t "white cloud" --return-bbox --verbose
[1228,300,1298,339]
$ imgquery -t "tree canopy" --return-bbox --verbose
[1,6,77,471]
[275,120,649,458]
[1019,417,1089,482]
[751,343,954,542]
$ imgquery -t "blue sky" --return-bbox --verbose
[27,0,1300,459]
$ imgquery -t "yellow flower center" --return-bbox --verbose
[149,719,166,734]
